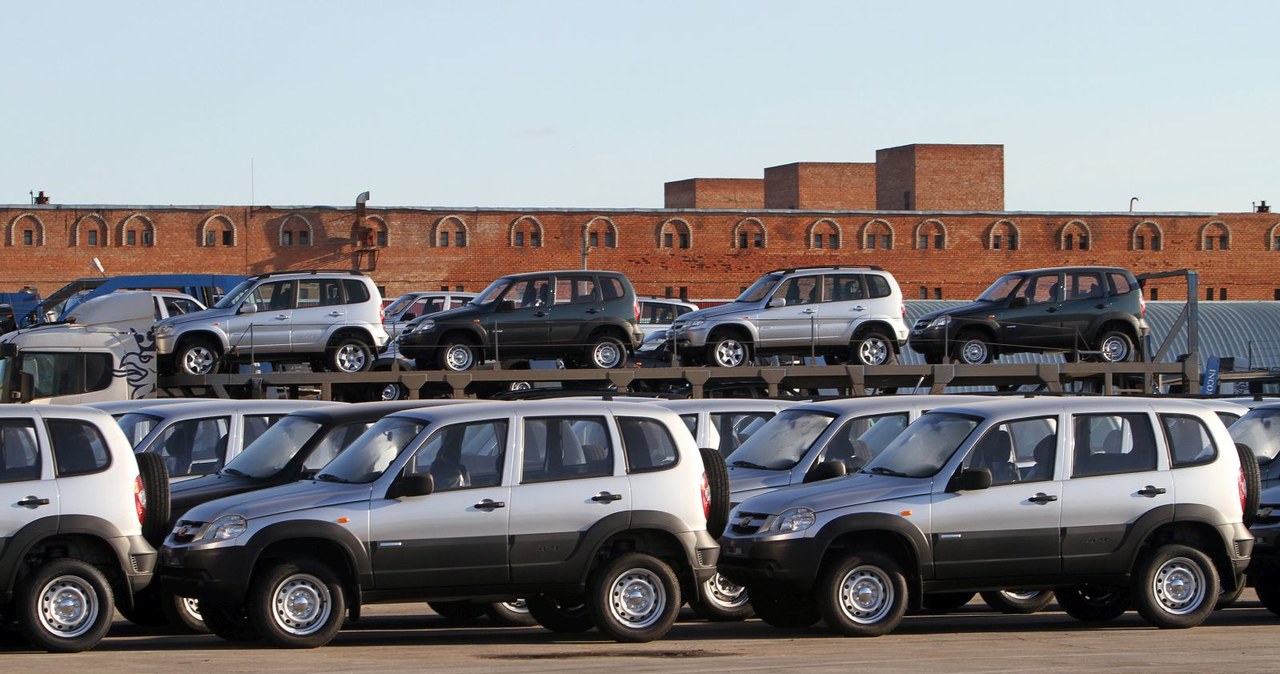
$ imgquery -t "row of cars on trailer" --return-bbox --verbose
[3,390,1279,652]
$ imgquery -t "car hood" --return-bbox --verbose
[914,301,998,324]
[156,305,236,330]
[727,466,794,501]
[1260,481,1280,507]
[406,303,485,326]
[179,480,373,523]
[733,472,930,515]
[676,303,759,323]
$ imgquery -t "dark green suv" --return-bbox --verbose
[908,266,1148,364]
[397,269,643,371]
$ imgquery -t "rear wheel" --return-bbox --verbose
[851,330,896,366]
[327,336,372,373]
[1094,329,1135,363]
[201,602,259,642]
[951,331,992,365]
[485,600,537,627]
[18,559,114,653]
[979,590,1053,614]
[161,591,209,634]
[691,573,752,621]
[707,334,750,367]
[748,584,820,629]
[585,335,626,369]
[587,552,681,643]
[1054,585,1129,622]
[429,600,483,623]
[526,596,593,632]
[816,551,907,637]
[1132,544,1217,629]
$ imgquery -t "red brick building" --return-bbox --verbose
[3,144,1275,304]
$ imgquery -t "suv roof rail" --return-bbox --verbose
[250,269,368,280]
[767,265,884,274]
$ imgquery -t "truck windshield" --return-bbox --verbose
[724,409,836,470]
[212,279,257,309]
[315,416,427,484]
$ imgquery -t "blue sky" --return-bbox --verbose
[4,2,1277,212]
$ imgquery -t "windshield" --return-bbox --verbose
[212,279,257,309]
[383,295,415,315]
[736,273,785,304]
[725,409,836,470]
[473,278,513,306]
[1231,408,1280,463]
[976,274,1025,302]
[862,412,980,478]
[220,416,323,479]
[315,416,427,484]
[116,412,163,447]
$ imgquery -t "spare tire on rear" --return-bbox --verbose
[699,447,731,540]
[1237,443,1261,527]
[136,452,171,547]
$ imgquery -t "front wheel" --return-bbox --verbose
[587,552,681,643]
[585,335,626,369]
[851,331,896,366]
[1094,329,1135,363]
[18,558,114,653]
[979,590,1053,614]
[438,338,478,371]
[175,338,221,376]
[1054,585,1129,622]
[1255,575,1280,615]
[327,337,372,373]
[707,335,750,367]
[816,551,907,637]
[951,331,992,365]
[248,559,346,649]
[1132,544,1217,629]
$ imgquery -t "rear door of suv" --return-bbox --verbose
[1056,270,1110,352]
[0,416,52,548]
[547,273,605,356]
[814,273,871,343]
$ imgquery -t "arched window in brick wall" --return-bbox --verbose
[1059,219,1092,251]
[583,216,619,249]
[278,214,313,247]
[360,216,389,247]
[509,215,544,248]
[914,219,947,250]
[432,216,469,248]
[119,214,156,247]
[860,218,894,250]
[987,219,1019,250]
[7,213,45,247]
[1199,221,1230,251]
[658,218,691,249]
[73,213,109,247]
[808,219,842,250]
[1131,220,1163,251]
[732,217,767,249]
[1268,223,1280,251]
[200,214,237,247]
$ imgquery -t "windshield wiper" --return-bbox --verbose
[314,473,350,483]
[731,460,771,470]
[220,467,251,478]
[863,466,910,477]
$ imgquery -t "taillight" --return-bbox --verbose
[634,300,641,322]
[1139,293,1147,318]
[1239,467,1247,515]
[700,472,711,521]
[134,474,147,525]
[900,303,906,318]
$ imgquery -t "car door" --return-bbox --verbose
[145,415,231,480]
[224,280,293,352]
[0,418,52,555]
[547,274,603,353]
[290,278,345,352]
[507,414,629,584]
[815,273,870,343]
[756,276,822,351]
[490,277,553,360]
[996,272,1068,351]
[930,416,1062,581]
[1057,270,1108,352]
[368,418,512,589]
[1059,411,1172,575]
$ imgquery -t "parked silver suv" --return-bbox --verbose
[155,270,389,375]
[670,266,909,367]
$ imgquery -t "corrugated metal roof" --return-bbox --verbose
[901,300,1280,369]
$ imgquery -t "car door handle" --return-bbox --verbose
[851,306,866,312]
[1094,303,1112,310]
[534,311,549,317]
[1028,493,1058,504]
[802,309,817,314]
[327,311,343,317]
[591,491,623,503]
[1045,307,1059,313]
[17,496,50,508]
[275,314,289,320]
[475,499,506,510]
[586,308,602,314]
[1137,485,1167,497]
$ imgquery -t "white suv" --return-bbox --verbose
[155,270,389,375]
[670,266,909,367]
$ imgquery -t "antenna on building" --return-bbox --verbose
[1129,196,1139,212]
[91,257,105,275]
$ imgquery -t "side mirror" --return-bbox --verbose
[387,472,434,499]
[497,299,516,313]
[1009,296,1029,308]
[947,467,992,493]
[239,302,258,315]
[768,297,787,308]
[16,371,33,403]
[803,459,847,484]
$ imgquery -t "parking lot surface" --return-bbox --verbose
[4,594,1276,672]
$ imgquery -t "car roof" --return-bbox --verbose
[1002,266,1135,276]
[643,398,799,414]
[926,395,1223,419]
[286,399,477,423]
[790,394,993,416]
[383,398,682,422]
[118,398,339,419]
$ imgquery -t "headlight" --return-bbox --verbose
[769,507,816,533]
[154,324,175,337]
[200,514,247,543]
[681,318,706,329]
[926,315,952,330]
[415,319,435,332]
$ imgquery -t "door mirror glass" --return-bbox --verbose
[387,473,434,499]
[947,467,992,492]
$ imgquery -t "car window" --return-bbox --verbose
[405,419,507,491]
[223,416,324,478]
[19,351,112,398]
[555,276,598,305]
[342,279,371,304]
[1019,274,1062,304]
[1071,413,1158,477]
[600,276,626,301]
[1161,414,1217,467]
[819,413,908,472]
[503,278,552,309]
[866,274,892,299]
[303,421,373,472]
[826,274,865,302]
[1066,272,1106,300]
[619,417,679,473]
[0,419,40,482]
[964,417,1058,485]
[317,416,427,484]
[250,281,295,312]
[1109,273,1134,296]
[163,296,202,317]
[152,416,231,478]
[710,412,774,457]
[641,302,679,325]
[863,412,979,478]
[725,409,836,470]
[679,413,698,436]
[48,418,111,477]
[521,416,612,482]
[243,414,285,447]
[298,279,343,308]
[775,277,820,306]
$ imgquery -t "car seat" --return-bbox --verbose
[970,430,1018,484]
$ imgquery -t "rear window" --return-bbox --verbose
[867,274,892,299]
[342,279,371,304]
[619,417,679,473]
[48,418,111,476]
[1161,414,1217,467]
[600,276,626,301]
[1109,272,1134,296]
[0,419,40,482]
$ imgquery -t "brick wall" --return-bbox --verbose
[764,163,876,210]
[664,179,764,209]
[876,144,1004,210]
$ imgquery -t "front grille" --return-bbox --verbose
[1255,504,1280,526]
[729,511,770,535]
[914,319,930,330]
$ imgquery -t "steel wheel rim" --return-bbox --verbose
[183,346,216,375]
[37,574,99,639]
[592,342,623,368]
[270,573,331,636]
[607,567,666,629]
[182,596,203,622]
[837,564,894,625]
[858,338,890,365]
[379,383,404,401]
[961,340,987,364]
[1001,590,1042,601]
[1101,335,1129,362]
[714,340,745,367]
[1152,557,1205,615]
[500,599,529,615]
[335,344,367,372]
[702,573,749,609]
[444,344,474,370]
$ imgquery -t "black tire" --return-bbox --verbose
[116,585,171,628]
[816,551,908,636]
[748,584,821,629]
[921,591,975,612]
[160,590,210,634]
[18,558,114,653]
[979,590,1053,614]
[1094,328,1135,363]
[706,334,750,368]
[1054,585,1129,622]
[429,600,484,623]
[372,382,410,402]
[200,602,259,642]
[438,337,479,372]
[526,596,594,633]
[690,573,753,622]
[851,330,897,366]
[1255,575,1280,616]
[326,336,373,373]
[1132,544,1218,629]
[584,334,627,369]
[175,338,221,376]
[587,552,681,643]
[699,447,731,540]
[484,600,538,627]
[135,452,171,547]
[951,331,992,365]
[923,352,945,365]
[247,558,346,649]
[1237,443,1261,527]
[1217,573,1247,609]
